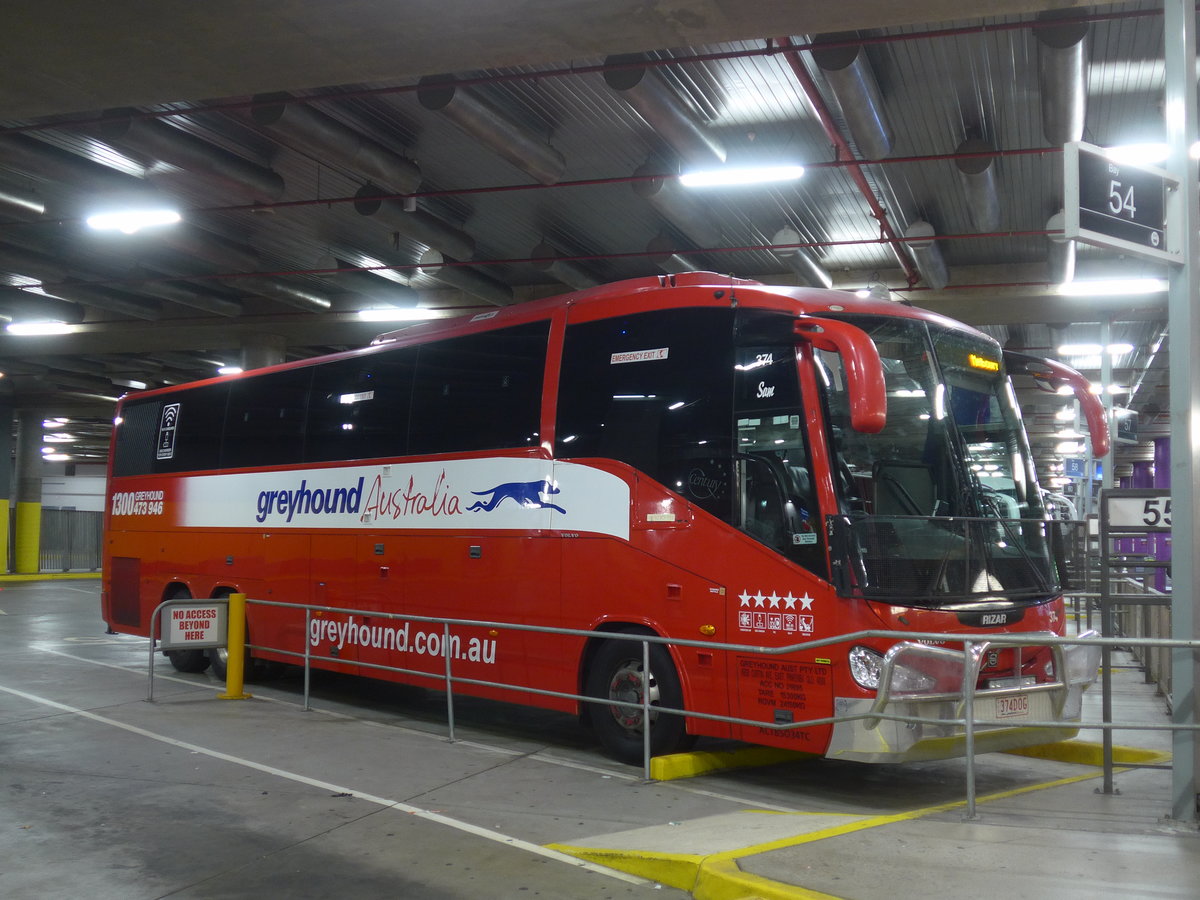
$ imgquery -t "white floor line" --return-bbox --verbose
[32,642,802,812]
[0,680,647,885]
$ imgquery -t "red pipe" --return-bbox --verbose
[774,36,920,287]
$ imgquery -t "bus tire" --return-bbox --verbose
[162,586,210,673]
[165,649,210,673]
[209,640,286,683]
[585,635,692,764]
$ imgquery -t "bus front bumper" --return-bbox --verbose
[824,634,1101,764]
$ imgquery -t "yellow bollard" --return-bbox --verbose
[217,592,252,700]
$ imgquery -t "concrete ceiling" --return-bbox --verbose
[0,0,1174,474]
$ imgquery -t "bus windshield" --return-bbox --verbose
[818,314,1056,606]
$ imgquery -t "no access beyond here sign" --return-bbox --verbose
[160,600,228,649]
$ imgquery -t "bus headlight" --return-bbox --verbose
[849,645,884,689]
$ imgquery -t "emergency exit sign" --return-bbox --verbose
[160,600,227,649]
[1063,141,1181,264]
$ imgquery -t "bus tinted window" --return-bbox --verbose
[409,320,549,455]
[113,382,230,475]
[555,308,734,520]
[221,368,313,468]
[306,348,416,462]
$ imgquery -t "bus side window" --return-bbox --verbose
[222,368,313,468]
[555,308,735,523]
[306,348,415,462]
[409,321,548,455]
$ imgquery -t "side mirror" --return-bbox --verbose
[1003,351,1111,458]
[795,316,886,433]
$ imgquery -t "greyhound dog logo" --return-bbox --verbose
[467,480,566,514]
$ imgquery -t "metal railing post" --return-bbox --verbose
[642,638,652,781]
[444,622,456,743]
[147,603,160,701]
[962,638,978,820]
[303,609,312,711]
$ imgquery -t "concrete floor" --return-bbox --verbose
[1,579,1196,899]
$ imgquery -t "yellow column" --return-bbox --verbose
[14,410,43,575]
[14,501,40,574]
[217,593,251,700]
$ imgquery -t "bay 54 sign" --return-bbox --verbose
[1063,141,1182,265]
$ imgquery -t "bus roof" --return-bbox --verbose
[117,272,991,406]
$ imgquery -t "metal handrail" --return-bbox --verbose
[148,595,1200,820]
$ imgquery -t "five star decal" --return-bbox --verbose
[736,589,816,634]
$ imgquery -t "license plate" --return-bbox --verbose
[995,696,1030,718]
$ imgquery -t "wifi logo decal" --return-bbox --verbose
[157,402,181,460]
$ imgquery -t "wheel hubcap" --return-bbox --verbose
[606,660,660,732]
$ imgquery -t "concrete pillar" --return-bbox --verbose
[14,409,43,574]
[0,403,12,573]
[241,333,287,371]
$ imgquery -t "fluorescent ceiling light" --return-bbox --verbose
[43,433,76,443]
[217,365,243,375]
[1058,278,1168,297]
[1057,342,1135,356]
[1105,142,1200,164]
[355,307,439,322]
[6,321,74,335]
[42,453,72,462]
[679,164,805,188]
[85,208,182,234]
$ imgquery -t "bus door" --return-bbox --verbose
[727,332,835,752]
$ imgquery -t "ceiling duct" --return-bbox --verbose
[529,242,600,290]
[99,109,285,200]
[354,185,476,261]
[0,181,45,217]
[0,133,152,197]
[1045,209,1075,284]
[603,55,725,169]
[418,250,512,306]
[332,261,420,307]
[810,35,894,160]
[770,227,832,289]
[417,77,565,185]
[246,278,333,312]
[34,278,163,320]
[632,163,722,250]
[954,138,1001,232]
[251,93,422,194]
[0,240,162,319]
[126,277,243,317]
[903,220,949,291]
[0,288,85,323]
[157,224,262,273]
[1034,14,1088,146]
[646,233,700,274]
[148,224,332,312]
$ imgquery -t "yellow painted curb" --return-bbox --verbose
[544,844,703,892]
[651,745,817,781]
[696,857,842,900]
[1005,740,1170,767]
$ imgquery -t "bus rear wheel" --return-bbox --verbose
[163,586,210,673]
[585,635,692,764]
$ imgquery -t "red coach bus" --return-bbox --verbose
[102,272,1107,764]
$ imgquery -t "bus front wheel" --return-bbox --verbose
[585,636,692,764]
